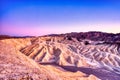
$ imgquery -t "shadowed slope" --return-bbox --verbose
[40,62,120,80]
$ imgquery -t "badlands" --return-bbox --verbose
[0,32,120,80]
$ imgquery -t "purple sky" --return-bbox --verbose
[1,0,120,36]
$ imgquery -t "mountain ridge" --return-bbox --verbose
[1,31,120,42]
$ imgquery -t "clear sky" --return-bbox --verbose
[1,0,120,36]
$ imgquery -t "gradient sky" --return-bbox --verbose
[1,0,120,36]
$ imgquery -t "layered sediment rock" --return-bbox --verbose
[0,32,120,80]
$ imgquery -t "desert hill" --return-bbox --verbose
[0,31,120,80]
[47,31,120,42]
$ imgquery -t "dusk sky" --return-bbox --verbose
[1,0,120,36]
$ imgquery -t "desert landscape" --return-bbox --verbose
[1,0,120,80]
[0,32,120,80]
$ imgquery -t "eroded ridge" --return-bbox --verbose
[1,32,120,80]
[19,37,120,74]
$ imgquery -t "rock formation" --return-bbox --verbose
[0,31,120,80]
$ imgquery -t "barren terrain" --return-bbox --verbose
[0,32,120,80]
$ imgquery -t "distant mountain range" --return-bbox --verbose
[1,31,120,42]
[60,31,120,42]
